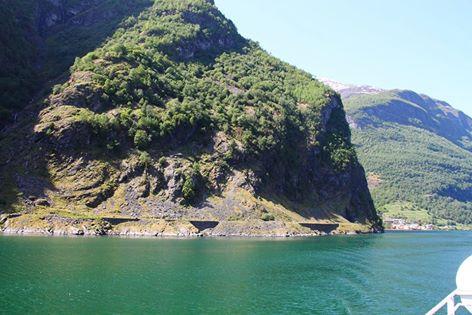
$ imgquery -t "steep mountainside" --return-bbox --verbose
[322,79,472,225]
[0,0,381,236]
[0,0,154,125]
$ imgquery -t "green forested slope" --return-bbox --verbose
[0,0,381,236]
[353,123,472,224]
[339,88,472,225]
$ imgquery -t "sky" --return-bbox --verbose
[215,0,472,116]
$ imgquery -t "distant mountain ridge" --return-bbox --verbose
[322,79,472,151]
[320,78,385,99]
[322,79,472,225]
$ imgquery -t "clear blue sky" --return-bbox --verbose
[215,0,472,116]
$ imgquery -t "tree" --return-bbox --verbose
[134,129,151,149]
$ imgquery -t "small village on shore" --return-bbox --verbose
[384,218,471,231]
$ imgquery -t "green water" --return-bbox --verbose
[0,232,470,314]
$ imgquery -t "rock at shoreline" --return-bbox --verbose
[0,213,374,237]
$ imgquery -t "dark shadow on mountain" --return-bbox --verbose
[0,0,155,214]
[0,0,155,128]
[438,187,472,203]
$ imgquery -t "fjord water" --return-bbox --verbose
[0,232,470,314]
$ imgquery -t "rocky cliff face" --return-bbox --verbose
[0,0,382,236]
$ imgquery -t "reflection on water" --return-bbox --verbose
[0,232,470,314]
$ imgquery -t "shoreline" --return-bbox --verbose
[0,213,378,238]
[0,226,367,239]
[0,230,361,239]
[1,229,465,239]
[0,230,375,239]
[385,228,471,232]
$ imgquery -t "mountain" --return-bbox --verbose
[322,79,472,225]
[0,0,155,126]
[319,78,385,99]
[0,0,381,236]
